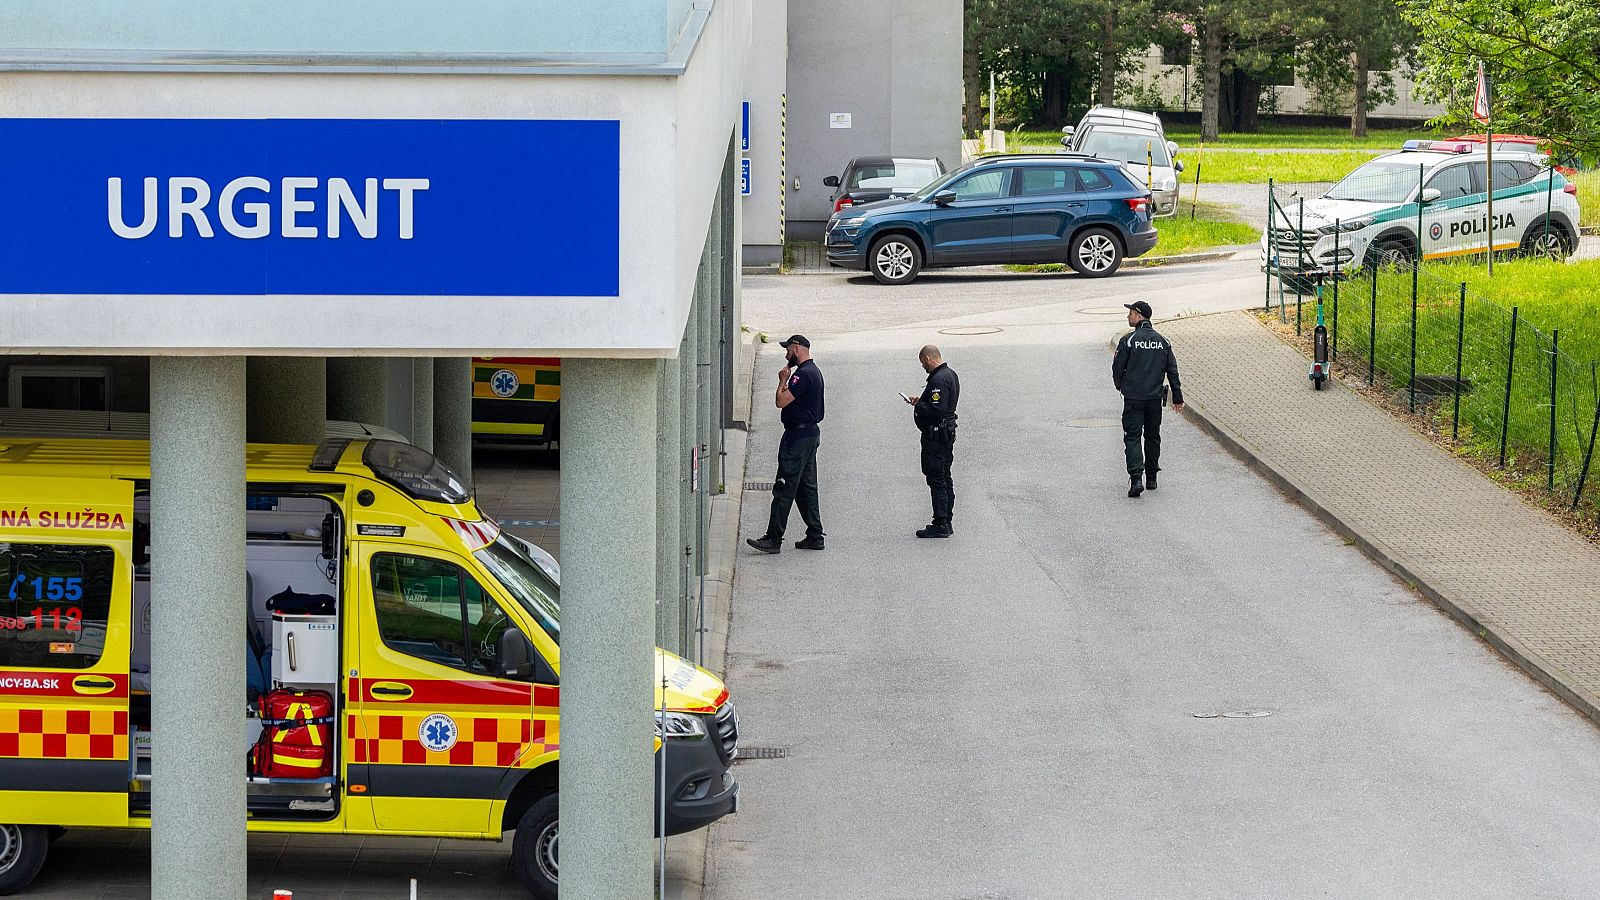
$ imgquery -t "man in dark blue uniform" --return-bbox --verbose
[1112,301,1184,498]
[747,335,826,553]
[907,344,959,538]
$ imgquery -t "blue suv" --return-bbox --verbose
[825,155,1159,285]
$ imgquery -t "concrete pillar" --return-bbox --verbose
[696,218,717,570]
[702,187,723,500]
[326,357,387,426]
[245,357,325,444]
[432,357,473,489]
[559,357,658,900]
[382,359,415,439]
[411,358,435,452]
[149,356,247,900]
[655,353,685,655]
[678,290,699,657]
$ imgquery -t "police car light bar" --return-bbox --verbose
[1402,139,1471,154]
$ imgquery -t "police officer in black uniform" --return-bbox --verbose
[1111,301,1184,498]
[907,344,959,537]
[747,335,826,553]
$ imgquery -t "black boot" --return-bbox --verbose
[916,519,952,538]
[1146,472,1158,490]
[746,535,782,554]
[1128,476,1144,498]
[795,535,825,550]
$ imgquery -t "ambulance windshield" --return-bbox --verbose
[1327,160,1423,204]
[476,534,560,643]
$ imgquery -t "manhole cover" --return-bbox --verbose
[1065,418,1120,428]
[743,481,773,492]
[1078,307,1126,315]
[937,326,1004,335]
[735,746,790,761]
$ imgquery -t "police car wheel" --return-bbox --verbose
[1366,237,1413,270]
[870,236,922,285]
[1521,226,1569,261]
[0,824,50,895]
[511,795,560,900]
[1068,228,1123,277]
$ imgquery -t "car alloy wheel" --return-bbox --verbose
[1529,231,1567,260]
[875,241,915,281]
[1077,233,1118,272]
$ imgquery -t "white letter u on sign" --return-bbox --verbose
[108,177,159,239]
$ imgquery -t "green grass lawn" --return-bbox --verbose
[1012,124,1438,151]
[1175,149,1385,183]
[1274,257,1600,506]
[1573,170,1600,228]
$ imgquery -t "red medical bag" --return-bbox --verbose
[250,688,334,779]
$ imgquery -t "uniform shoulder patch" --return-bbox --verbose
[930,389,940,401]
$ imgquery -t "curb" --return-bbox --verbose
[1123,247,1247,268]
[1179,391,1600,729]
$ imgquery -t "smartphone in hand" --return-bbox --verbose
[898,391,914,404]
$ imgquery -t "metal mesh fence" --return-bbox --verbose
[1264,258,1600,520]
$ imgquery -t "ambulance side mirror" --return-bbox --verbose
[1421,188,1442,204]
[498,628,535,679]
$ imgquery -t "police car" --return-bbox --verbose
[1262,140,1582,286]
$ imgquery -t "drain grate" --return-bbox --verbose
[743,481,773,491]
[735,746,790,761]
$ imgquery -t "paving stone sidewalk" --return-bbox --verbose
[1163,310,1600,722]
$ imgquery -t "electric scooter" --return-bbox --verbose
[1308,272,1330,390]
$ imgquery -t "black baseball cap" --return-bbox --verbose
[1124,301,1153,319]
[779,334,811,348]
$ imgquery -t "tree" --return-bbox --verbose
[1301,0,1414,136]
[1402,0,1600,154]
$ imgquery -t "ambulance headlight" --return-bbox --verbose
[1317,216,1374,235]
[655,711,708,739]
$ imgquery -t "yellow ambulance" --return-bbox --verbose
[471,357,561,446]
[0,437,739,898]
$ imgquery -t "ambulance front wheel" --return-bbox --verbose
[511,795,559,900]
[0,824,50,895]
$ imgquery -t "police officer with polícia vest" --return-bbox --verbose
[1112,301,1183,498]
[906,344,960,537]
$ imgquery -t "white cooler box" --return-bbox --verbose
[272,614,338,687]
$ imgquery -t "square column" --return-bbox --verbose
[149,356,248,899]
[559,357,659,899]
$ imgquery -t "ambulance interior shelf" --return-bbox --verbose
[127,494,346,816]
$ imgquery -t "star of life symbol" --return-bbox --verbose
[490,369,520,398]
[419,713,459,752]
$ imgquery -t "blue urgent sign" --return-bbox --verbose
[0,118,620,297]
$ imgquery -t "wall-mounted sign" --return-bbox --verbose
[741,101,751,153]
[0,118,620,297]
[740,159,751,196]
[829,113,852,129]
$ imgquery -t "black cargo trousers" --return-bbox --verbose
[1122,397,1162,477]
[920,423,956,523]
[766,427,823,540]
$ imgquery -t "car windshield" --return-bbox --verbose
[1326,160,1424,203]
[474,533,560,643]
[849,160,941,191]
[1079,131,1171,167]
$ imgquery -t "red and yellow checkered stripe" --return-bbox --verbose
[350,714,557,768]
[0,707,128,760]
